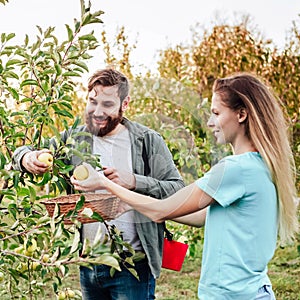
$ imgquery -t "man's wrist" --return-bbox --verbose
[129,174,136,190]
[21,151,31,172]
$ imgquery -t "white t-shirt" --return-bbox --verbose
[82,127,143,251]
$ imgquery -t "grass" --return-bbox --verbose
[62,239,300,300]
[156,242,300,300]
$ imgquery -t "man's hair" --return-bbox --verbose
[88,68,129,102]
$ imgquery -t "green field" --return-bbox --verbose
[62,239,300,300]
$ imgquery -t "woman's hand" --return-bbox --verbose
[71,163,108,192]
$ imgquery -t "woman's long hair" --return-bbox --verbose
[213,72,298,244]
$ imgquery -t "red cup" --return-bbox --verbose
[162,238,189,271]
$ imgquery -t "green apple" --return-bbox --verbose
[57,291,66,300]
[38,152,53,167]
[66,289,75,298]
[0,271,4,283]
[14,245,24,254]
[42,254,50,263]
[24,238,37,254]
[17,263,28,273]
[30,261,40,270]
[73,165,89,180]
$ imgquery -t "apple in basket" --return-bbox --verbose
[73,165,89,180]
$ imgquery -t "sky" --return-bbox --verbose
[0,0,300,76]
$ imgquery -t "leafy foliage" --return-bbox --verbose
[156,17,300,192]
[0,1,138,298]
[99,17,300,258]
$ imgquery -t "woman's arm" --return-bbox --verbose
[71,163,214,222]
[172,208,207,227]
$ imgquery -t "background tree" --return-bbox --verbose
[156,16,300,192]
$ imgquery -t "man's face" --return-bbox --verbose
[85,85,128,136]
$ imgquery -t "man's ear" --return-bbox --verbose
[238,108,248,123]
[121,96,130,111]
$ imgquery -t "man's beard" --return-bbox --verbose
[86,108,123,137]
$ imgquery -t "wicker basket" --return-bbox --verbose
[41,193,120,224]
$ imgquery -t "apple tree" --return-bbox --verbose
[0,1,138,299]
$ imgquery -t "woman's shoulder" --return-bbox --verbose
[220,152,261,164]
[214,152,262,175]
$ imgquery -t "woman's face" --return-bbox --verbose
[207,93,242,146]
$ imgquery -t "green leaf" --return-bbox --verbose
[36,25,43,35]
[24,34,29,46]
[6,59,21,67]
[54,64,62,75]
[81,13,91,26]
[29,185,37,202]
[21,97,34,103]
[59,100,73,110]
[71,116,81,129]
[74,195,85,212]
[7,87,19,100]
[71,60,89,72]
[75,20,81,32]
[62,71,81,77]
[0,152,6,169]
[65,24,74,41]
[96,254,121,270]
[70,230,80,254]
[6,32,16,41]
[20,79,39,88]
[91,212,104,222]
[5,71,19,79]
[78,34,97,42]
[93,10,105,18]
[44,26,55,38]
[16,187,30,197]
[54,108,74,119]
[36,172,52,186]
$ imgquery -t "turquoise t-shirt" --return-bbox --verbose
[196,152,278,300]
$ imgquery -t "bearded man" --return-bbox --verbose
[12,68,185,300]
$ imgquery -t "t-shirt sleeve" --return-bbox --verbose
[196,157,245,207]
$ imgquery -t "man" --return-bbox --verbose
[12,68,185,299]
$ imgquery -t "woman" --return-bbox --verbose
[72,73,298,299]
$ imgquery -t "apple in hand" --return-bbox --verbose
[73,165,89,180]
[38,152,53,167]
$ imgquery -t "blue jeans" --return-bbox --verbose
[255,285,276,299]
[80,258,156,300]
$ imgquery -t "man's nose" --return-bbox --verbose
[93,104,105,116]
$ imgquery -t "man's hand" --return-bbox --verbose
[22,149,52,175]
[103,166,136,190]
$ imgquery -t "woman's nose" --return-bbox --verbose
[207,115,215,127]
